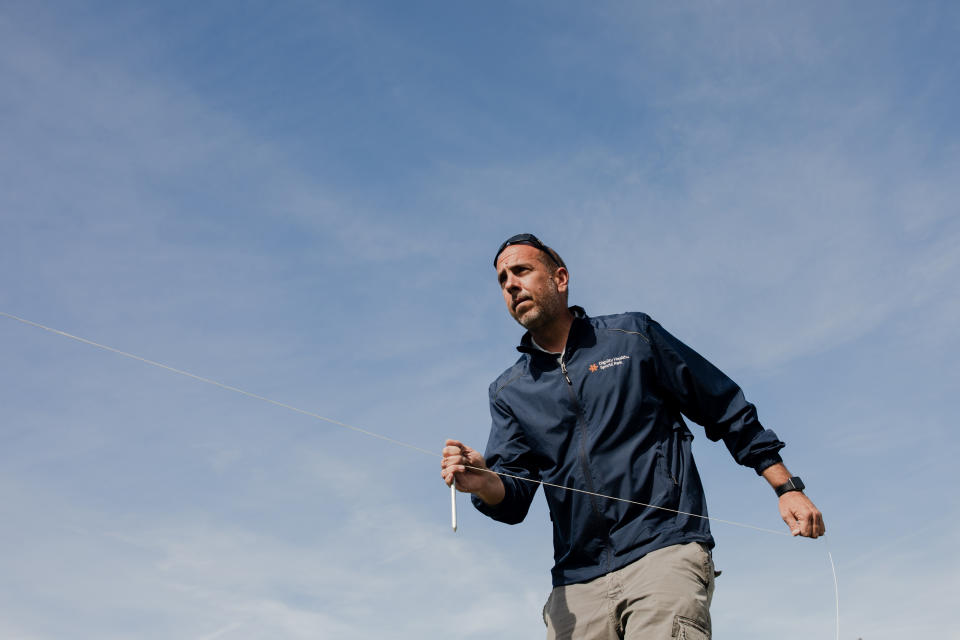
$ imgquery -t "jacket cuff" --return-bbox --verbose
[752,453,784,476]
[471,493,509,519]
[470,485,528,524]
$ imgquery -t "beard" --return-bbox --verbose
[513,283,567,331]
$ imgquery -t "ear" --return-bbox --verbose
[553,267,569,294]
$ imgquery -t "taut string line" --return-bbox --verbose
[0,311,435,458]
[2,310,838,639]
[1,310,784,536]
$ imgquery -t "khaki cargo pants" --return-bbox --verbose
[543,542,715,640]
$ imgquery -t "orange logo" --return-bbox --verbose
[589,364,599,372]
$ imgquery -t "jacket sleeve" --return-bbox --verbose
[471,385,542,524]
[644,315,785,474]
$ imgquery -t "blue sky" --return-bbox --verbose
[1,2,958,638]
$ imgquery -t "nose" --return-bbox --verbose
[503,272,521,292]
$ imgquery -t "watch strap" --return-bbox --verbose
[774,476,805,497]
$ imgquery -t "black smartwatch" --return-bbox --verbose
[774,476,805,497]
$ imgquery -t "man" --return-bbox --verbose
[441,233,825,640]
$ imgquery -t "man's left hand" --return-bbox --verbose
[779,492,825,538]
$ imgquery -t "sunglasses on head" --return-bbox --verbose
[493,233,562,268]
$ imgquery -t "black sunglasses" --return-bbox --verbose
[493,233,562,268]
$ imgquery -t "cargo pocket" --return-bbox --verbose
[672,615,710,640]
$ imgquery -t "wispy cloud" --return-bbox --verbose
[1,3,957,639]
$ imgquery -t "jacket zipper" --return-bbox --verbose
[561,349,614,572]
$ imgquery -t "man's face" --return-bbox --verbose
[495,244,568,331]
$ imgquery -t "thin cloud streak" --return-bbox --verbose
[1,3,957,639]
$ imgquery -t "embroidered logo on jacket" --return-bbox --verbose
[588,355,630,372]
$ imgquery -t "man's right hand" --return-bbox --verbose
[441,439,505,505]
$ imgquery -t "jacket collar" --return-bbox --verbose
[516,306,588,355]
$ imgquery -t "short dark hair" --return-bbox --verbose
[493,233,566,270]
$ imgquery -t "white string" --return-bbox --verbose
[0,311,436,459]
[3,309,840,634]
[826,537,840,640]
[0,310,814,539]
[463,464,790,536]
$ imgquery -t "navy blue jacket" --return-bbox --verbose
[473,308,785,587]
